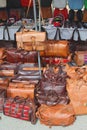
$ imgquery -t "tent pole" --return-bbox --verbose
[33,0,37,31]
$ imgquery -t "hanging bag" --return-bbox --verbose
[0,0,6,8]
[52,0,67,8]
[68,0,84,10]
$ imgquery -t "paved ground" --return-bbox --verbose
[0,113,87,130]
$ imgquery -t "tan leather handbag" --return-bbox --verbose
[36,104,75,127]
[16,29,46,51]
[40,40,70,58]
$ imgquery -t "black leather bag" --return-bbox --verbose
[69,28,87,53]
[0,26,17,48]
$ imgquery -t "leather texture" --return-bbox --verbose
[36,104,75,127]
[0,48,6,60]
[7,82,36,99]
[6,48,38,63]
[40,40,70,57]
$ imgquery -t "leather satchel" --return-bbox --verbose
[7,81,36,99]
[3,96,37,124]
[0,62,20,77]
[6,48,38,63]
[16,29,46,50]
[67,70,87,115]
[40,40,70,58]
[35,65,70,106]
[36,104,75,127]
[0,77,9,89]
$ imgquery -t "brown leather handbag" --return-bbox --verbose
[16,29,46,50]
[6,48,38,63]
[40,40,70,58]
[66,66,87,115]
[41,6,52,19]
[7,81,36,99]
[82,9,87,22]
[0,62,20,77]
[36,104,75,127]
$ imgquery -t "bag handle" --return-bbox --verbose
[3,25,11,40]
[71,28,81,41]
[54,27,62,40]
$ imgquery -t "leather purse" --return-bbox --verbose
[67,69,87,115]
[35,65,70,106]
[7,81,36,99]
[0,77,9,89]
[36,104,75,127]
[6,48,38,63]
[17,63,42,80]
[41,7,52,19]
[40,40,70,58]
[3,96,37,124]
[16,29,46,50]
[0,62,20,77]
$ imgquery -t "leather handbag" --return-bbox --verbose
[3,96,37,124]
[7,81,36,99]
[0,26,17,48]
[40,40,70,58]
[73,51,87,66]
[16,29,46,50]
[0,88,7,113]
[0,62,20,77]
[0,0,6,8]
[69,28,87,53]
[6,48,38,63]
[35,65,70,106]
[52,0,67,8]
[17,63,42,79]
[36,104,75,127]
[67,69,87,115]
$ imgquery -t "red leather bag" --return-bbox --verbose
[21,0,33,7]
[53,8,68,20]
[3,96,37,124]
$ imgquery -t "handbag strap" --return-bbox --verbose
[3,25,10,40]
[71,28,81,41]
[54,27,62,40]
